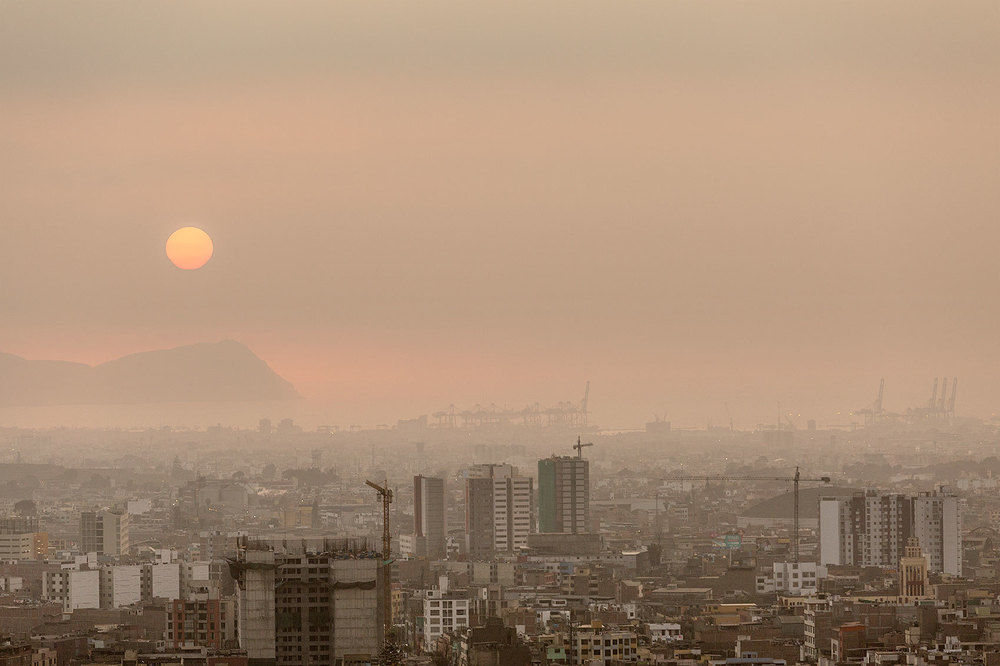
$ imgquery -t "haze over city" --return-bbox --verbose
[3,1,999,429]
[3,5,1000,665]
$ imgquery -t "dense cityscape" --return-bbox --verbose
[4,0,997,664]
[0,379,997,665]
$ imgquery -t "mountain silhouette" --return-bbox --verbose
[0,340,299,405]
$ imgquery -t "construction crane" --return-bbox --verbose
[663,467,831,563]
[853,378,885,426]
[365,479,393,639]
[573,436,593,458]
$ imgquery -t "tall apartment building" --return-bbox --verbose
[464,464,533,560]
[538,455,590,534]
[466,477,496,561]
[229,537,383,664]
[414,475,446,559]
[819,489,962,575]
[912,490,962,576]
[80,510,129,556]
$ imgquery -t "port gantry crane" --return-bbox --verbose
[663,467,831,563]
[365,479,394,640]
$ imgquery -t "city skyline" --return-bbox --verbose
[3,1,1000,664]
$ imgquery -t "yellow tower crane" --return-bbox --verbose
[365,479,393,639]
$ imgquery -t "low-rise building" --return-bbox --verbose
[755,561,826,596]
[423,580,470,646]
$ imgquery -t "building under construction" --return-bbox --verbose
[228,536,383,665]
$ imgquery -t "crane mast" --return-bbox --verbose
[365,479,393,640]
[663,467,831,563]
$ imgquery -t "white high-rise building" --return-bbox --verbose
[913,490,962,576]
[819,490,961,575]
[492,471,533,554]
[819,492,911,567]
[464,464,534,559]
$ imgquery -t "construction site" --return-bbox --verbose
[228,536,384,665]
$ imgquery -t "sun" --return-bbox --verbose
[166,227,214,270]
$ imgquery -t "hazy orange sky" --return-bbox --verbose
[2,1,999,428]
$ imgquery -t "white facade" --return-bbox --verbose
[398,534,417,558]
[182,560,213,596]
[109,565,142,608]
[756,561,826,596]
[70,570,100,611]
[0,533,37,560]
[819,498,845,566]
[466,463,534,556]
[422,586,470,645]
[493,474,533,554]
[149,562,181,600]
[152,548,175,564]
[43,569,101,612]
[648,623,682,643]
[913,491,962,576]
[0,576,24,592]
